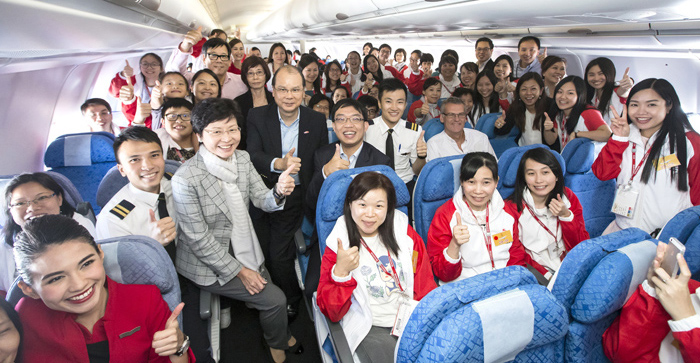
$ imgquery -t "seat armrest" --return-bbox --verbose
[200,289,212,319]
[76,201,96,225]
[325,315,354,363]
[294,227,307,254]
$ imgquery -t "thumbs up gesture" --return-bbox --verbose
[340,72,348,83]
[543,112,554,132]
[616,67,633,97]
[451,213,471,246]
[537,47,548,64]
[149,209,177,246]
[152,302,185,356]
[122,60,134,79]
[275,164,296,198]
[495,110,506,129]
[181,26,203,52]
[133,96,152,126]
[150,80,163,109]
[548,193,571,218]
[419,102,430,117]
[416,130,427,159]
[278,147,301,175]
[119,68,135,102]
[335,238,359,277]
[323,144,350,177]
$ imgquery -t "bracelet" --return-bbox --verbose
[175,335,190,356]
[575,131,579,138]
[417,155,426,160]
[272,185,285,200]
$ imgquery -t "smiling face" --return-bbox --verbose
[302,62,319,85]
[83,104,113,132]
[0,308,20,363]
[21,240,107,323]
[139,54,161,79]
[245,64,267,90]
[543,61,566,86]
[192,72,219,103]
[555,81,578,115]
[312,99,330,119]
[273,69,304,114]
[332,87,348,103]
[395,52,404,63]
[518,40,539,66]
[627,88,670,138]
[9,182,62,227]
[327,62,342,81]
[378,47,391,65]
[441,62,456,79]
[332,105,368,149]
[460,93,474,114]
[519,79,542,109]
[116,140,164,194]
[524,158,557,201]
[350,188,388,238]
[272,46,286,65]
[493,59,512,80]
[379,89,407,126]
[461,166,497,211]
[347,52,361,70]
[163,106,193,142]
[586,65,606,90]
[475,40,493,63]
[231,42,245,62]
[204,45,232,77]
[460,66,477,88]
[366,57,379,73]
[441,102,468,135]
[424,83,442,104]
[161,73,189,98]
[200,117,241,159]
[477,76,494,99]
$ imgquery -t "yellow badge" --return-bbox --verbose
[412,251,419,273]
[492,230,514,246]
[655,154,681,171]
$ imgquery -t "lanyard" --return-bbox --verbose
[524,203,560,241]
[558,115,569,146]
[439,79,457,96]
[630,143,651,182]
[174,148,186,163]
[359,238,404,292]
[465,201,495,269]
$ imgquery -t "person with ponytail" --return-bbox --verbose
[592,78,700,235]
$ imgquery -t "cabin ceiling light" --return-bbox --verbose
[568,27,593,34]
[336,13,349,20]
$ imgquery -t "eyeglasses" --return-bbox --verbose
[88,111,111,119]
[476,47,492,53]
[314,104,330,111]
[246,70,265,78]
[206,53,230,61]
[333,116,364,125]
[140,62,160,69]
[203,127,241,138]
[442,112,468,120]
[165,113,191,122]
[274,87,303,95]
[9,193,57,210]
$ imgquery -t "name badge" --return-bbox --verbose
[391,297,419,337]
[611,185,639,218]
[547,242,562,261]
[655,154,681,171]
[492,230,513,246]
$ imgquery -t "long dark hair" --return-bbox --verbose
[584,57,616,115]
[549,75,588,135]
[460,152,499,183]
[0,298,23,361]
[324,60,343,93]
[3,173,75,247]
[472,70,500,121]
[508,72,547,131]
[297,54,321,94]
[361,54,383,83]
[630,79,693,190]
[507,148,565,212]
[267,42,288,65]
[343,172,399,256]
[493,54,514,82]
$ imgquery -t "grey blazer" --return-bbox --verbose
[171,150,283,286]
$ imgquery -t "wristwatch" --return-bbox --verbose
[175,335,190,357]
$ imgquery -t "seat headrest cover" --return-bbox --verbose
[475,113,500,138]
[472,288,534,363]
[45,133,116,167]
[561,138,595,174]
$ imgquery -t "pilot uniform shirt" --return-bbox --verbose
[426,128,495,162]
[364,117,423,184]
[96,178,176,240]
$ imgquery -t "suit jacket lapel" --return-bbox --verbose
[267,104,283,157]
[298,107,310,161]
[356,142,372,167]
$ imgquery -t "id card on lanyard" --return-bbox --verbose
[611,143,650,218]
[465,202,496,269]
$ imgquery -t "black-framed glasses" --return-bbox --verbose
[165,113,191,122]
[206,53,230,61]
[333,116,364,125]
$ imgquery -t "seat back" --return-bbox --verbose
[475,112,519,157]
[561,138,616,238]
[658,206,700,280]
[327,126,339,144]
[96,160,180,209]
[497,144,565,200]
[44,132,117,214]
[423,118,444,142]
[412,154,464,243]
[397,266,568,362]
[315,166,410,253]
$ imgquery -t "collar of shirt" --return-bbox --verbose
[375,115,398,136]
[127,182,160,209]
[277,107,300,128]
[340,142,364,168]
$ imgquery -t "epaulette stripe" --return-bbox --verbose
[164,172,173,180]
[109,200,135,220]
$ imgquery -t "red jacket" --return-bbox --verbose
[17,277,194,362]
[503,187,589,275]
[317,224,437,322]
[108,72,153,128]
[603,280,700,363]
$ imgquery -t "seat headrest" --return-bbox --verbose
[561,138,595,174]
[475,112,501,138]
[44,132,116,167]
[658,205,700,244]
[423,118,444,142]
[419,155,463,203]
[498,144,565,190]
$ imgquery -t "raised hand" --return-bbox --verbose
[149,209,177,246]
[152,302,185,356]
[419,102,430,116]
[281,147,301,174]
[275,164,296,197]
[543,112,554,132]
[122,60,134,79]
[181,26,203,52]
[537,47,548,64]
[652,253,696,321]
[133,96,152,125]
[609,104,630,137]
[340,72,348,83]
[495,110,506,129]
[452,212,470,246]
[238,267,267,295]
[548,194,571,218]
[335,238,359,277]
[646,242,667,289]
[323,144,349,177]
[119,73,135,102]
[150,80,163,109]
[506,81,516,93]
[616,67,633,96]
[416,130,427,158]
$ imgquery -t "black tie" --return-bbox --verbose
[158,192,176,263]
[386,129,395,169]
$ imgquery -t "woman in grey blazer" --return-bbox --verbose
[171,98,301,363]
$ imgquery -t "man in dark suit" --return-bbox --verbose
[303,98,392,299]
[247,65,328,318]
[475,37,495,72]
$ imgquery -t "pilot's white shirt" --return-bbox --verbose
[364,117,422,183]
